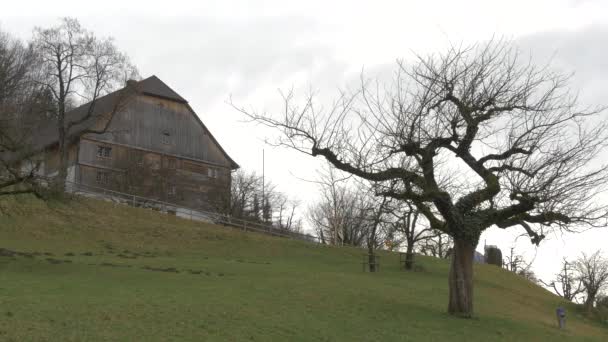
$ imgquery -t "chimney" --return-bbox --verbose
[126,79,138,88]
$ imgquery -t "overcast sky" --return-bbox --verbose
[2,0,608,285]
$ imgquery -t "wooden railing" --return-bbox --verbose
[61,178,322,243]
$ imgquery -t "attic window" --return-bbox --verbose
[161,131,171,145]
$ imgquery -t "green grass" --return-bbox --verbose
[0,195,606,341]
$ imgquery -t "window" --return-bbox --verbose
[96,145,112,158]
[136,153,144,167]
[161,131,171,145]
[96,171,109,184]
[168,184,176,196]
[167,158,176,169]
[207,167,220,179]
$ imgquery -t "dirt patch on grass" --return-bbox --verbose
[234,259,271,265]
[46,258,72,264]
[141,266,180,273]
[99,262,131,268]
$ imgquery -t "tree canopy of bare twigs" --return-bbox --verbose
[307,167,373,246]
[227,169,302,233]
[0,28,48,198]
[233,39,608,317]
[540,258,584,303]
[418,231,453,259]
[502,247,537,283]
[388,201,434,269]
[573,251,608,311]
[32,17,138,189]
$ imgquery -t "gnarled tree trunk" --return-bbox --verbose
[448,238,475,317]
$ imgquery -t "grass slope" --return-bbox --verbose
[0,196,606,341]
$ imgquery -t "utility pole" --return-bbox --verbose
[262,148,265,222]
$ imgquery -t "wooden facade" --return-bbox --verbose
[42,76,238,211]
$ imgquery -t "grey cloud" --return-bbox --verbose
[517,26,608,105]
[96,15,342,109]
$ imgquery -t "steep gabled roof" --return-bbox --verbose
[138,75,187,103]
[8,76,238,169]
[137,76,239,169]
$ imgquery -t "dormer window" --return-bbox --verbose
[161,131,171,145]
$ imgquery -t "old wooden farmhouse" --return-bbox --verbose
[34,76,239,211]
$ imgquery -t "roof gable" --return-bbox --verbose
[137,75,187,103]
[17,75,238,169]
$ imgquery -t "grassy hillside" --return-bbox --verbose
[0,196,606,341]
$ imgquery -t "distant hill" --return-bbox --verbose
[0,195,606,341]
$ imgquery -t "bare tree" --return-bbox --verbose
[32,17,138,189]
[418,231,453,259]
[275,194,303,233]
[307,167,370,246]
[362,193,392,272]
[227,169,262,219]
[540,258,584,302]
[503,247,534,274]
[0,29,49,198]
[233,39,608,317]
[306,167,397,271]
[573,251,608,311]
[390,202,434,270]
[226,169,302,233]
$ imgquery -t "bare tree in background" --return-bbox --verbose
[496,247,537,282]
[228,169,262,219]
[573,251,608,311]
[503,247,533,273]
[32,17,138,189]
[234,39,608,317]
[390,202,434,270]
[418,231,453,259]
[540,258,583,302]
[227,169,302,232]
[275,194,303,233]
[0,29,49,198]
[362,193,392,272]
[307,167,369,246]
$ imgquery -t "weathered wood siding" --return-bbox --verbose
[77,138,230,211]
[85,95,231,167]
